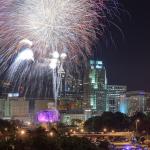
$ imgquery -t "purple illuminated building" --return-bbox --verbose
[37,109,60,123]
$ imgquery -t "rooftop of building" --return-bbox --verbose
[107,85,127,90]
[126,91,150,97]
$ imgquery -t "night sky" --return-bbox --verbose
[97,0,150,91]
[0,0,150,95]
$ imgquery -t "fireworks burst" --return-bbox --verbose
[0,0,111,97]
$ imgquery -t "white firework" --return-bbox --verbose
[0,0,110,97]
[0,0,105,59]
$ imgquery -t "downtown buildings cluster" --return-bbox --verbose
[0,60,150,125]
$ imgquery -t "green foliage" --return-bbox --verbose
[130,112,150,132]
[0,125,98,150]
[1,111,150,150]
[0,119,16,134]
[13,136,98,150]
[71,119,82,126]
[98,140,110,150]
[0,139,14,150]
[84,112,130,132]
[59,136,97,150]
[84,111,150,133]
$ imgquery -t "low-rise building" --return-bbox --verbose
[106,85,127,113]
[61,109,92,125]
[34,100,49,113]
[3,97,30,122]
[127,91,150,116]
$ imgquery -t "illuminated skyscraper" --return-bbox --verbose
[58,69,84,113]
[84,60,107,113]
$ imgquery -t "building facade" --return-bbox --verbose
[106,85,127,113]
[0,99,6,118]
[84,60,107,113]
[2,97,30,122]
[127,91,150,116]
[34,99,49,113]
[61,109,92,125]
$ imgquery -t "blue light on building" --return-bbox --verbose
[119,101,128,114]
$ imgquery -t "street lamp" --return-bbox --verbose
[80,129,84,133]
[20,129,26,136]
[103,128,107,133]
[27,121,31,126]
[4,128,8,132]
[112,130,115,133]
[49,131,54,137]
[136,119,140,133]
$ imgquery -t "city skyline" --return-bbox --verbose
[0,0,150,94]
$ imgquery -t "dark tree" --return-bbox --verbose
[84,112,130,132]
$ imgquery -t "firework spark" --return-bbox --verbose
[0,0,109,97]
[0,0,104,58]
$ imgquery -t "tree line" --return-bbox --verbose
[84,111,150,133]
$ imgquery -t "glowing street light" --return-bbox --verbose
[80,129,84,133]
[4,128,8,132]
[49,131,54,137]
[112,130,115,133]
[76,127,79,130]
[20,130,26,136]
[136,119,140,133]
[27,121,31,126]
[103,128,107,133]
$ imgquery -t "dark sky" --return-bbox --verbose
[97,0,150,91]
[1,0,150,95]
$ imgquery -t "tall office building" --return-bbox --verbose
[63,75,83,99]
[84,60,107,113]
[59,70,84,112]
[106,85,127,113]
[127,91,150,116]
